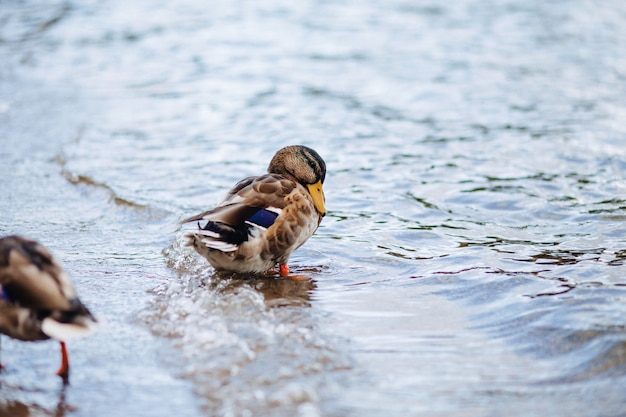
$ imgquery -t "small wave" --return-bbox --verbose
[55,153,171,219]
[141,238,353,415]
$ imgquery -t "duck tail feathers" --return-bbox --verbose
[41,315,98,341]
[184,221,247,253]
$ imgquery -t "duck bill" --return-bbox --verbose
[306,181,326,216]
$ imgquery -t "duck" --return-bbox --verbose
[182,145,326,279]
[0,235,97,383]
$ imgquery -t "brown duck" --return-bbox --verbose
[182,145,326,279]
[0,235,97,383]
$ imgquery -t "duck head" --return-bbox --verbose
[268,145,326,216]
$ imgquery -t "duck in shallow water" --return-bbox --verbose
[0,235,97,383]
[182,145,326,279]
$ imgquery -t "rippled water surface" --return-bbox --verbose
[2,0,626,416]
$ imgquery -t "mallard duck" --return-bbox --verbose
[182,145,326,279]
[0,235,97,383]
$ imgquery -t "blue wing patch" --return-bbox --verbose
[246,208,279,229]
[1,286,11,302]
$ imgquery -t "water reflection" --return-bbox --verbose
[0,401,31,417]
[0,384,69,417]
[201,273,316,307]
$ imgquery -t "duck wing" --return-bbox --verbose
[182,174,296,250]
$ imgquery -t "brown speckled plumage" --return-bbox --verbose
[0,235,97,382]
[182,145,326,277]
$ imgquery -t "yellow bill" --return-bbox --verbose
[306,180,326,216]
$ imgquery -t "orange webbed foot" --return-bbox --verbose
[279,264,310,281]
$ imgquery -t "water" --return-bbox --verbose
[1,0,626,416]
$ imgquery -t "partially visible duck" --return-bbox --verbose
[182,145,326,279]
[0,235,97,383]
